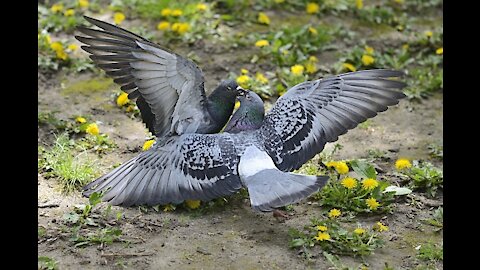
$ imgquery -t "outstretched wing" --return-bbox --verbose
[260,69,406,172]
[76,16,207,137]
[83,134,243,206]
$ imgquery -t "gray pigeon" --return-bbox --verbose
[83,69,406,211]
[75,16,245,137]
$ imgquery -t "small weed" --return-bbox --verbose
[63,192,126,247]
[316,159,396,215]
[289,217,387,257]
[38,256,58,270]
[38,133,98,193]
[423,207,443,230]
[427,143,443,160]
[404,67,442,100]
[417,242,443,262]
[398,160,443,197]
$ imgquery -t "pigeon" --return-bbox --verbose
[75,16,245,137]
[83,69,406,211]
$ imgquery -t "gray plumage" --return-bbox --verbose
[83,69,406,211]
[76,16,242,137]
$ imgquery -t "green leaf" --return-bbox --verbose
[384,185,412,195]
[89,192,103,207]
[350,159,377,179]
[63,212,80,224]
[290,238,305,248]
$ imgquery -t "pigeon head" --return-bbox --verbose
[224,91,265,134]
[220,79,247,96]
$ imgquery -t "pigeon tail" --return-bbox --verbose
[238,145,329,212]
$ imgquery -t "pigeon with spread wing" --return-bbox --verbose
[83,69,406,211]
[76,16,245,137]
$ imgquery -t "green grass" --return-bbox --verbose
[417,242,443,262]
[38,133,98,193]
[38,256,58,270]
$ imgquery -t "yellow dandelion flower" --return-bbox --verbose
[354,228,365,235]
[241,69,249,75]
[325,161,337,168]
[172,23,190,34]
[424,30,433,38]
[341,177,357,189]
[309,56,318,62]
[291,64,304,75]
[356,0,364,9]
[343,63,356,72]
[436,47,443,55]
[50,42,63,52]
[395,158,412,170]
[234,101,241,110]
[308,27,318,35]
[305,62,317,74]
[157,21,170,31]
[142,140,156,151]
[114,12,126,25]
[86,123,99,135]
[362,54,375,66]
[402,44,409,50]
[196,3,207,11]
[255,39,270,47]
[56,50,68,60]
[316,225,328,231]
[314,232,331,241]
[116,92,129,107]
[171,9,183,17]
[78,0,89,8]
[185,200,201,209]
[334,161,349,174]
[366,198,380,210]
[328,208,341,218]
[236,75,251,88]
[161,8,172,16]
[163,204,175,212]
[365,45,374,55]
[68,44,78,51]
[374,222,389,232]
[394,0,404,4]
[256,73,269,84]
[306,3,320,14]
[75,117,86,123]
[258,12,270,25]
[64,9,75,16]
[362,178,379,190]
[51,4,64,13]
[45,35,52,44]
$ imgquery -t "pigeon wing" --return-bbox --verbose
[83,134,243,206]
[76,16,207,137]
[260,69,406,171]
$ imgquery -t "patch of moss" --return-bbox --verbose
[62,77,114,96]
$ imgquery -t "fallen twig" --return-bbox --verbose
[38,203,60,208]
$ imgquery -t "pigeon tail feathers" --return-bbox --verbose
[238,145,329,212]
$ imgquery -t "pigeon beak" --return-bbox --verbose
[236,86,248,96]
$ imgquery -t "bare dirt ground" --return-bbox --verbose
[38,4,443,270]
